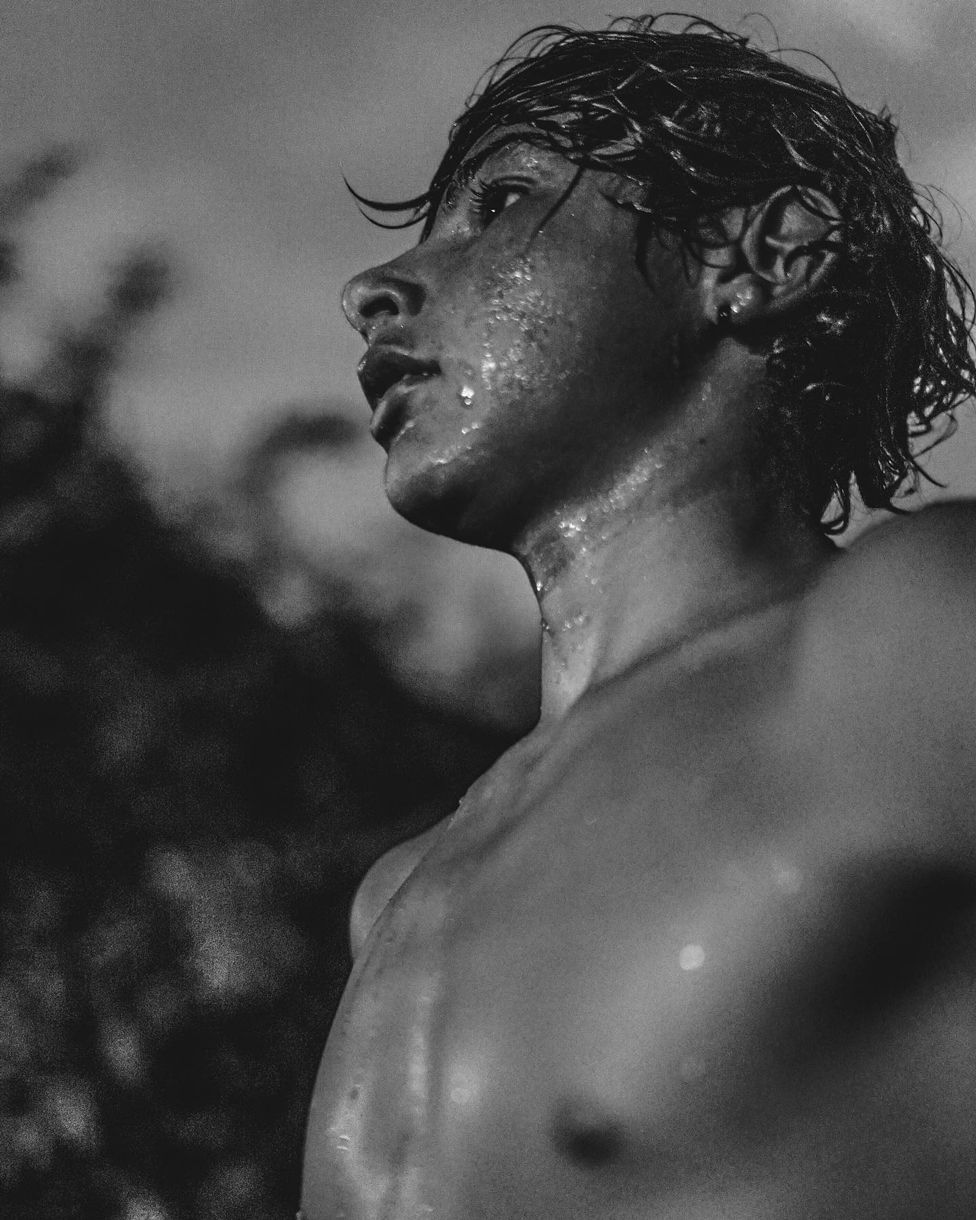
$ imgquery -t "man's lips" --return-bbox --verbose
[368,373,437,445]
[356,346,440,445]
[357,346,439,411]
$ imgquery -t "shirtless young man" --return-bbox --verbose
[302,16,976,1218]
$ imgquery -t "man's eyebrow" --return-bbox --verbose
[440,135,535,214]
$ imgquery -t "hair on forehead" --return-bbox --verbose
[349,14,976,535]
[351,14,875,239]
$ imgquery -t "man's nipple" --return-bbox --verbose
[551,1097,626,1167]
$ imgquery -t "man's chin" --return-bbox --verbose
[383,460,503,550]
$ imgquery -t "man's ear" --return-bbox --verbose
[711,186,843,324]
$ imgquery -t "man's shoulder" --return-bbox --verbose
[801,499,976,663]
[348,821,446,960]
[787,501,976,833]
[843,498,976,583]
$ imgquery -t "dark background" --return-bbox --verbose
[0,158,536,1219]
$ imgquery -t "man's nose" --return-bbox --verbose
[341,260,425,340]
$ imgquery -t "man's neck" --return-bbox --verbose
[514,445,836,723]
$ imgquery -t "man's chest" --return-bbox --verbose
[370,754,976,1209]
[306,663,976,1217]
[417,789,858,1147]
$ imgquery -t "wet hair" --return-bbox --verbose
[352,14,976,533]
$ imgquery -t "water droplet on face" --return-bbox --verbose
[459,385,475,407]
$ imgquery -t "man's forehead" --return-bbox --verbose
[460,124,558,162]
[450,126,565,184]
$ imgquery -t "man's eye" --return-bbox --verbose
[469,181,527,226]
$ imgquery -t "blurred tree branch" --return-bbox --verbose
[0,148,512,1220]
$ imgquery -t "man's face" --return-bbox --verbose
[342,132,708,548]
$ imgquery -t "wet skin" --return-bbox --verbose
[345,135,711,552]
[301,136,976,1217]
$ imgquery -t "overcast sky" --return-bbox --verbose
[2,0,975,665]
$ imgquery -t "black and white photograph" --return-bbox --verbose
[1,2,975,1217]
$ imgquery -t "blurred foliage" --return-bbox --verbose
[0,152,522,1219]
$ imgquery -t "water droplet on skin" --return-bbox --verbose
[773,861,803,894]
[679,943,706,971]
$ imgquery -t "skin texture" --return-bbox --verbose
[356,138,715,546]
[300,135,976,1218]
